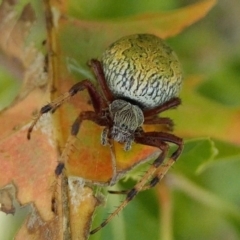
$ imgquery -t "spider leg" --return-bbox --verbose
[90,59,114,102]
[143,97,181,118]
[108,132,182,196]
[90,136,171,234]
[144,117,174,131]
[135,131,183,190]
[109,133,182,194]
[108,189,129,194]
[55,110,109,176]
[138,132,183,191]
[27,80,106,139]
[90,131,183,234]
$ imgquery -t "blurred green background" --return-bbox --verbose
[0,0,240,240]
[1,0,240,109]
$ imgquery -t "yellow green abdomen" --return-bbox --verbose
[102,34,182,109]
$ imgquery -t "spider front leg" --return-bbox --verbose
[27,79,106,139]
[55,110,109,175]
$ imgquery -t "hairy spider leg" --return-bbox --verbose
[90,59,114,103]
[143,97,181,131]
[90,141,169,235]
[108,131,182,196]
[32,79,109,175]
[144,117,174,131]
[55,110,109,175]
[143,97,181,118]
[137,132,183,191]
[27,77,111,175]
[27,79,107,140]
[27,60,111,140]
[27,91,72,140]
[90,131,183,234]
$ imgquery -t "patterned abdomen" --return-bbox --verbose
[102,34,183,110]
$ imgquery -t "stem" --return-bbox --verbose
[170,173,240,222]
[157,181,173,240]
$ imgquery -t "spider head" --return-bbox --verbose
[109,99,144,151]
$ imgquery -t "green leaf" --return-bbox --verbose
[197,59,240,107]
[90,137,240,240]
[175,138,218,176]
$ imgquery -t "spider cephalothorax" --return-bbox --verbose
[105,99,144,150]
[27,34,184,234]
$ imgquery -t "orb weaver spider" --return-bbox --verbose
[27,34,183,234]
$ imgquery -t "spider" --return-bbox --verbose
[27,34,183,234]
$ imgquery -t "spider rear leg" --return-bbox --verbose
[27,80,106,139]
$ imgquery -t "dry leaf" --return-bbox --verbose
[0,0,47,103]
[0,183,16,215]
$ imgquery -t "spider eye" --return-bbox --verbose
[120,123,127,130]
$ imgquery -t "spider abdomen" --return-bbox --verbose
[102,34,183,109]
